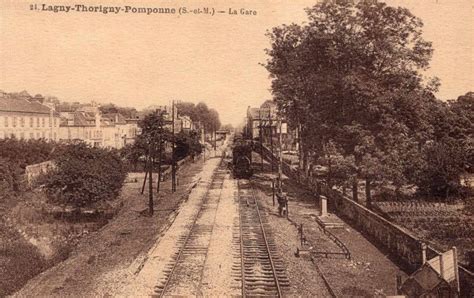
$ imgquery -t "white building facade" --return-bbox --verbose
[0,92,60,141]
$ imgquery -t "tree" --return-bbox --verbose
[416,138,470,199]
[265,0,436,205]
[175,130,203,161]
[176,102,198,122]
[448,92,473,173]
[120,143,143,171]
[176,101,221,134]
[44,143,127,208]
[406,92,473,199]
[136,110,170,214]
[0,158,21,193]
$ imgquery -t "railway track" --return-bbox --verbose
[234,179,290,297]
[153,161,227,297]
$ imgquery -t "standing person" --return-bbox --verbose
[276,186,287,216]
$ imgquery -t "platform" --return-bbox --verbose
[315,214,345,229]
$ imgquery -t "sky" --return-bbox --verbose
[0,0,472,126]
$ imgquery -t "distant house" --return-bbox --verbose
[59,103,138,149]
[59,104,103,147]
[124,118,140,145]
[140,104,183,134]
[245,101,295,150]
[0,91,60,141]
[102,113,127,148]
[246,106,261,140]
[180,115,193,132]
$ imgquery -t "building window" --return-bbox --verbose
[37,117,40,127]
[53,132,57,140]
[30,117,34,127]
[4,116,8,127]
[49,117,52,127]
[13,117,17,127]
[36,132,40,139]
[42,118,45,127]
[41,132,45,139]
[54,118,57,127]
[20,132,24,139]
[30,133,34,139]
[20,117,24,127]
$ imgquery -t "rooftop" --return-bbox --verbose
[102,113,127,125]
[0,93,55,115]
[247,107,261,119]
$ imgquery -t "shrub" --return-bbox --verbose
[0,138,59,194]
[0,158,23,193]
[44,142,127,207]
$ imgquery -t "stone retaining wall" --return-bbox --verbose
[255,142,474,296]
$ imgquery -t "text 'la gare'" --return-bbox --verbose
[229,8,257,16]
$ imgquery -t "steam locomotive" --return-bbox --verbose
[230,137,253,179]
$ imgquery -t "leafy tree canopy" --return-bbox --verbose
[264,0,471,200]
[44,142,127,207]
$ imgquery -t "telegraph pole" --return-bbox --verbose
[278,116,283,189]
[141,155,148,194]
[201,122,205,161]
[171,100,176,193]
[148,141,154,215]
[156,132,162,194]
[213,125,217,151]
[259,109,264,171]
[269,107,274,172]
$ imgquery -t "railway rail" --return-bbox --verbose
[234,179,290,297]
[153,161,227,297]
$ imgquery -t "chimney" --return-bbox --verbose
[421,242,427,264]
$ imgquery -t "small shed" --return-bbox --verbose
[400,263,456,297]
[399,247,460,297]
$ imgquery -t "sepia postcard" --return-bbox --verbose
[0,0,472,296]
